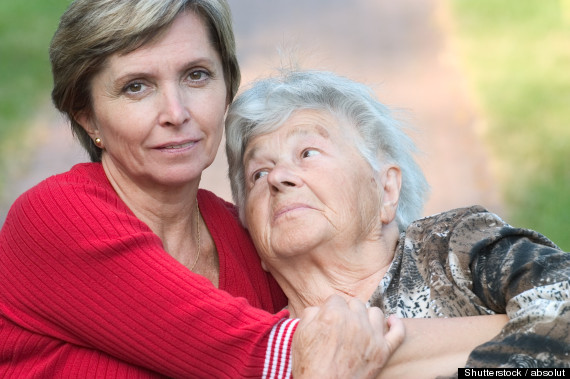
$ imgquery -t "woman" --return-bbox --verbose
[225,70,570,372]
[0,2,402,378]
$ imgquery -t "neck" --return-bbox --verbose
[102,158,198,246]
[269,223,400,318]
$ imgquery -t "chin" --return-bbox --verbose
[150,169,201,187]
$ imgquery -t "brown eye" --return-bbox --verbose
[253,170,268,182]
[301,149,320,158]
[188,70,209,82]
[124,82,145,94]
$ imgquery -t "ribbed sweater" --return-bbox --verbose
[0,163,296,378]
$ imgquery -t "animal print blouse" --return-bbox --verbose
[368,205,570,368]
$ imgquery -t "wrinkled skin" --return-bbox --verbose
[292,295,404,378]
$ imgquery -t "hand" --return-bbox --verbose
[291,295,405,378]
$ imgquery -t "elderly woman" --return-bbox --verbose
[225,70,570,372]
[0,2,403,378]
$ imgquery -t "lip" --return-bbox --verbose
[273,202,316,222]
[153,139,199,152]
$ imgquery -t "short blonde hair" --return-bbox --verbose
[50,0,240,162]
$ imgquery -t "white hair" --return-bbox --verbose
[225,70,429,231]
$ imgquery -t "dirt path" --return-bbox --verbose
[0,0,502,227]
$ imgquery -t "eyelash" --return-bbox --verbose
[121,69,211,95]
[301,149,316,158]
[186,69,211,83]
[252,170,268,182]
[122,82,146,94]
[250,149,320,184]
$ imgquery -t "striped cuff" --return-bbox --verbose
[262,318,299,379]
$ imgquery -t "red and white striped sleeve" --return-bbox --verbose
[263,318,300,379]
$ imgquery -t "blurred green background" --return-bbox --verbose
[0,0,71,198]
[450,0,570,250]
[0,0,568,250]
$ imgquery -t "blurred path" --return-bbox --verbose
[0,0,502,227]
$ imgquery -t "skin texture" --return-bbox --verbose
[243,108,509,374]
[293,296,405,378]
[244,109,401,316]
[77,11,226,284]
[76,12,401,376]
[381,315,507,378]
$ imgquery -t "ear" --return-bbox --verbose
[75,110,100,142]
[379,165,401,225]
[260,260,269,272]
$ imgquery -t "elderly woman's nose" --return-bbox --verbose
[158,86,190,127]
[267,164,302,192]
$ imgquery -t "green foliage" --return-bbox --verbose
[450,0,570,250]
[0,0,71,184]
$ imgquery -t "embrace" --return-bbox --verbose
[1,0,568,377]
[225,69,570,371]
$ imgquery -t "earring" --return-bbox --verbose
[94,137,102,146]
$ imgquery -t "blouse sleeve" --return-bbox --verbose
[460,210,570,368]
[0,176,296,378]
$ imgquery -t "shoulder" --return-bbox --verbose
[6,163,109,216]
[197,189,239,219]
[2,162,147,243]
[401,206,499,247]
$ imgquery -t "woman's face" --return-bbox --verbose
[79,11,228,189]
[243,109,385,263]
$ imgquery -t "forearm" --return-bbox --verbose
[0,186,294,377]
[467,282,570,367]
[379,314,508,378]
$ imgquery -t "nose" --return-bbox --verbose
[158,85,190,127]
[267,163,303,193]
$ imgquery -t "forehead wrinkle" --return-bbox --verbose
[285,123,330,140]
[244,122,332,166]
[243,144,260,167]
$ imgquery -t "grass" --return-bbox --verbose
[0,0,71,191]
[449,0,570,250]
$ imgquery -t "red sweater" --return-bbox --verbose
[0,163,295,378]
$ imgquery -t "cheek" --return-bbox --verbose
[340,165,382,227]
[356,176,383,226]
[245,202,272,256]
[245,199,263,235]
[96,102,148,141]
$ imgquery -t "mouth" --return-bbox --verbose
[273,203,315,222]
[162,141,195,149]
[155,140,198,151]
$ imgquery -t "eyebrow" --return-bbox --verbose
[286,123,330,139]
[243,123,331,165]
[112,58,217,87]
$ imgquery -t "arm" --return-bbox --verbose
[0,176,399,378]
[0,178,292,377]
[380,314,508,378]
[293,297,405,378]
[464,211,570,367]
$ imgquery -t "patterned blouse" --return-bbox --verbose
[368,206,570,368]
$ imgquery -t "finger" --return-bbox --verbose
[347,297,367,313]
[317,295,350,324]
[367,306,386,336]
[300,305,320,324]
[383,315,406,354]
[322,294,348,311]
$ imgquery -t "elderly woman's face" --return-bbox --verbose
[78,11,227,187]
[243,109,385,262]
